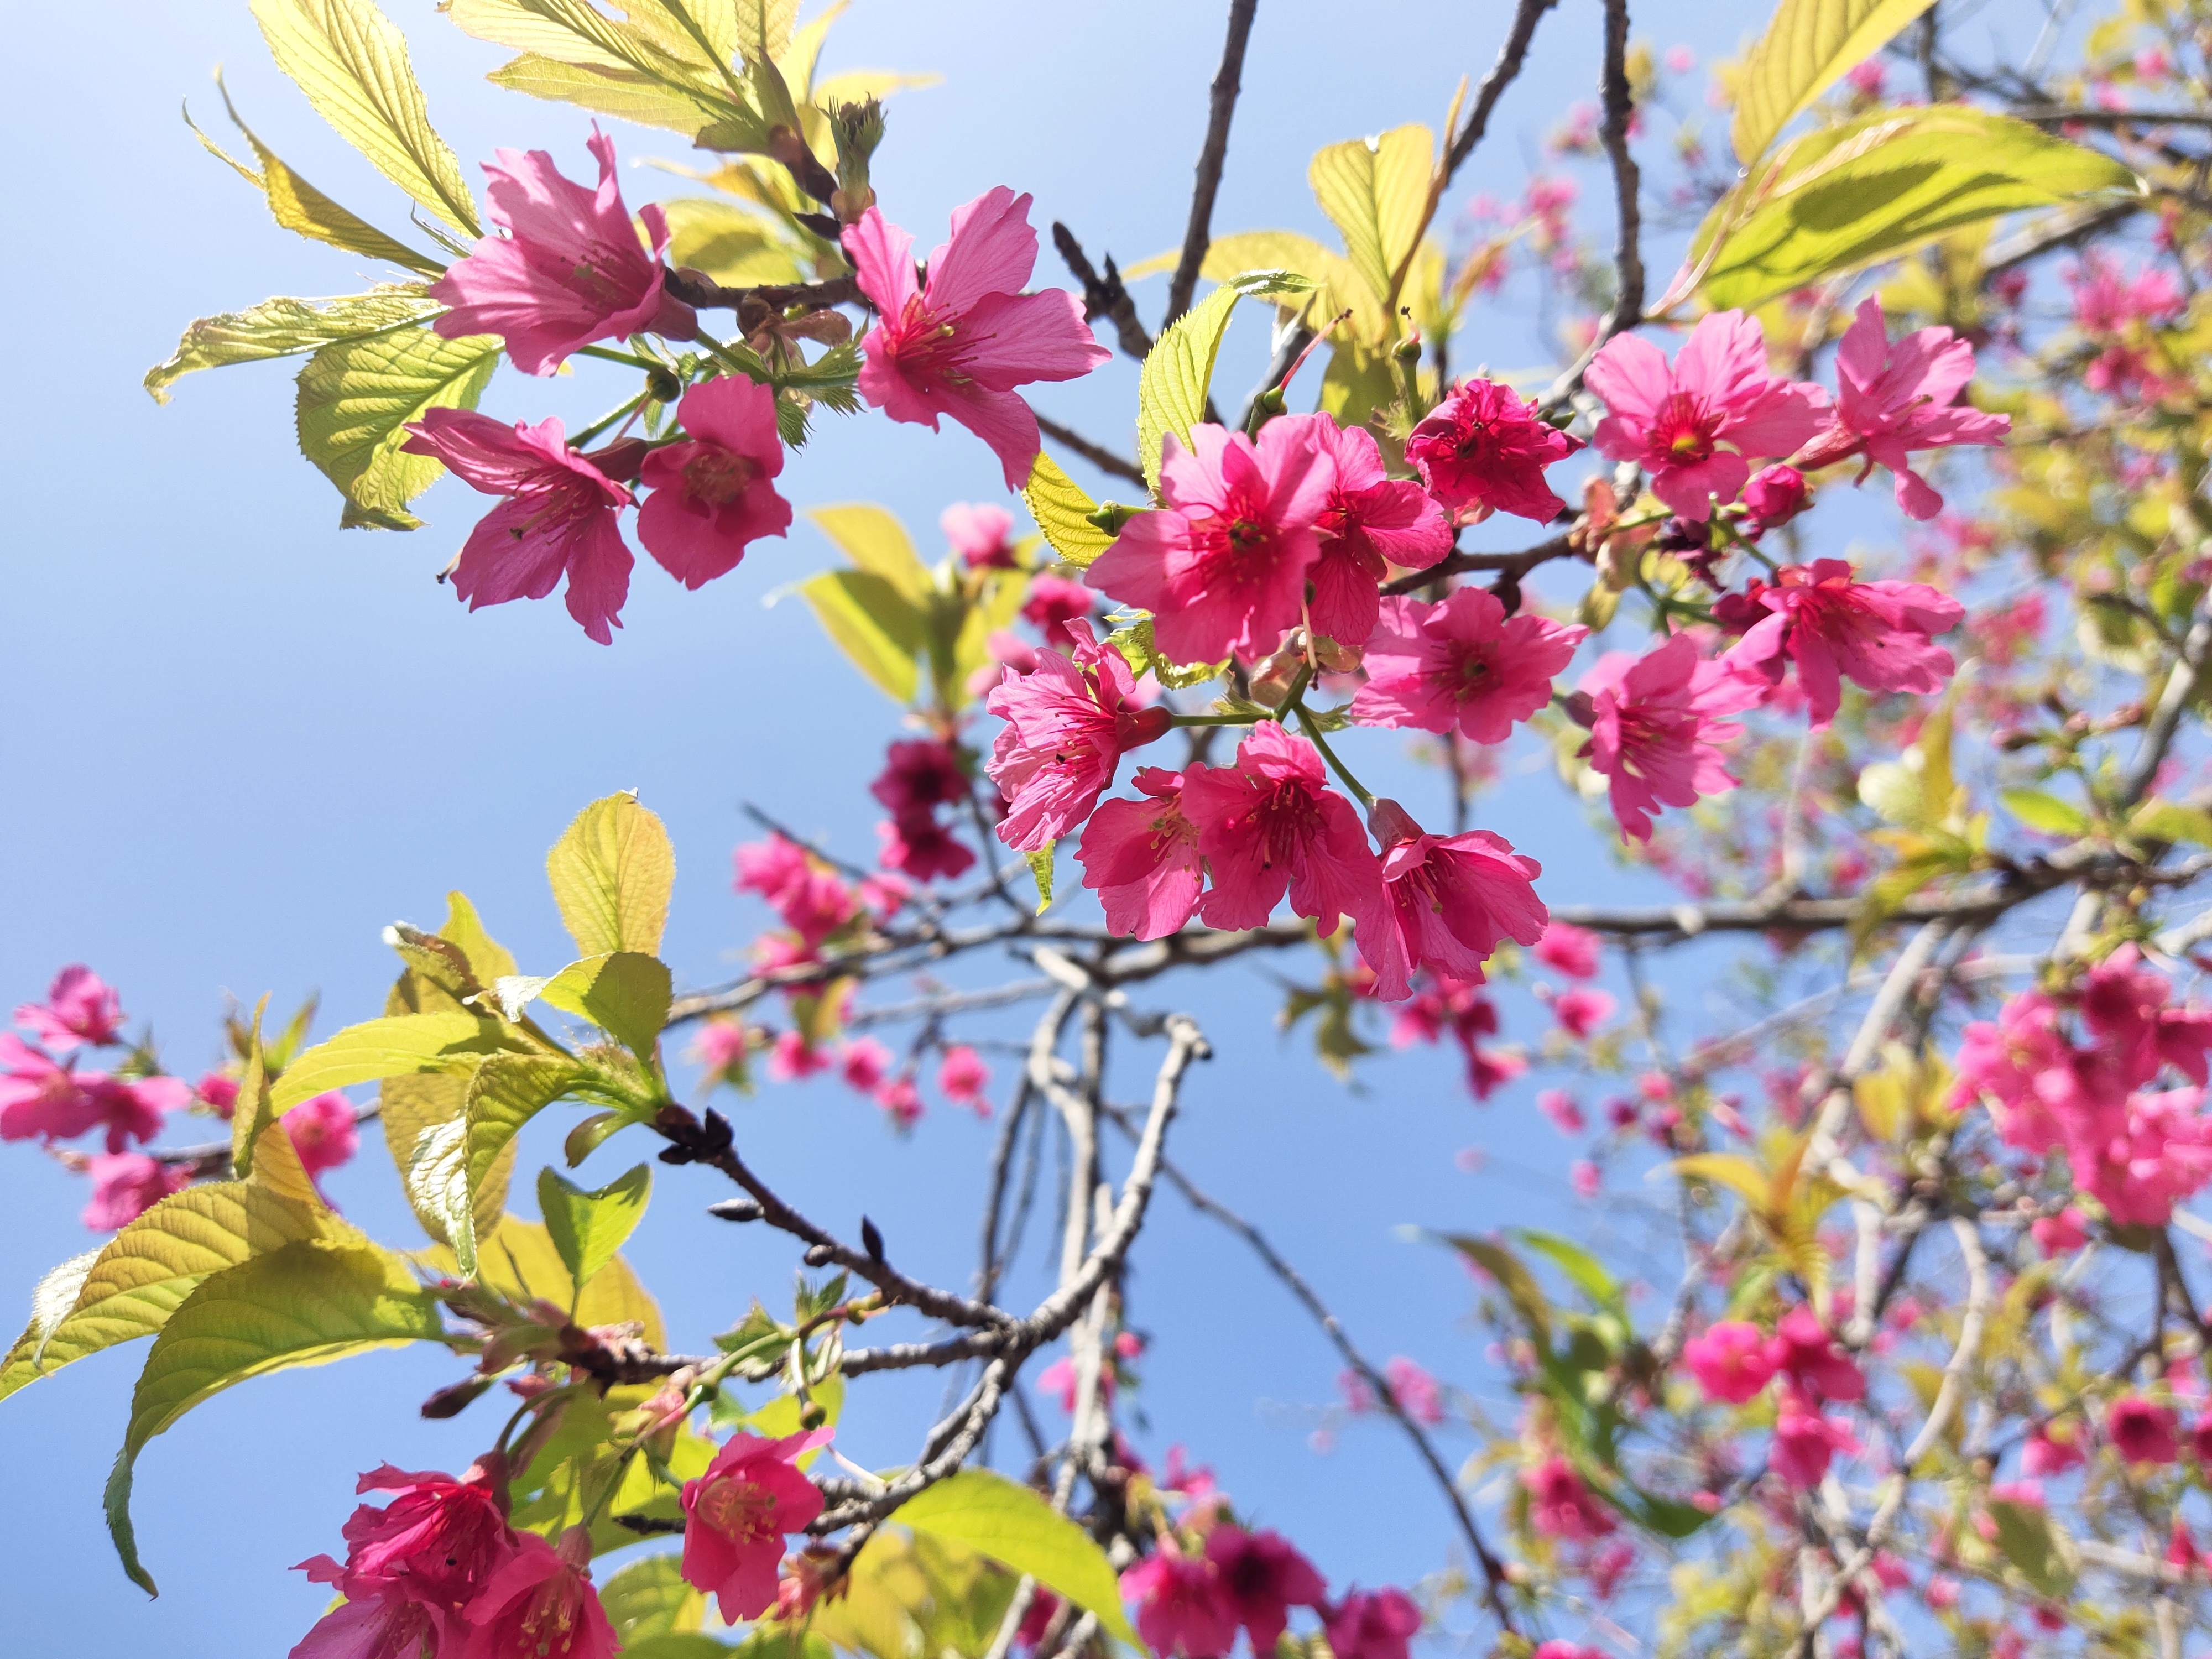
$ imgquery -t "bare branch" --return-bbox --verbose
[1051,222,1154,361]
[1379,534,1579,597]
[1164,0,1260,327]
[1540,0,1643,411]
[1036,415,1147,487]
[1440,0,1562,189]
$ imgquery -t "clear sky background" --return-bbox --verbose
[0,0,2042,1652]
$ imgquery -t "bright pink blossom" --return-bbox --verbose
[1204,1527,1324,1657]
[1535,922,1601,979]
[839,1039,891,1094]
[1021,572,1095,640]
[1741,464,1808,530]
[937,1045,991,1114]
[1552,988,1615,1038]
[1771,1387,1859,1489]
[1035,1354,1114,1412]
[2022,1423,2086,1477]
[1077,768,1205,940]
[636,375,791,587]
[431,130,694,375]
[987,619,1173,851]
[1768,1307,1866,1402]
[2031,1207,2090,1255]
[768,1030,830,1082]
[1351,590,1584,742]
[680,1428,832,1622]
[1281,413,1452,646]
[1718,558,1966,727]
[876,1078,925,1127]
[1525,1454,1616,1542]
[1537,1088,1585,1134]
[1084,421,1335,666]
[1586,311,1827,519]
[455,1529,615,1659]
[82,1152,189,1230]
[400,409,633,644]
[0,1039,181,1150]
[1683,1321,1778,1404]
[1322,1589,1422,1659]
[2109,1395,2180,1465]
[1791,298,2010,520]
[2080,945,2212,1085]
[1533,1645,1608,1659]
[848,187,1110,489]
[288,1592,447,1659]
[1359,799,1547,1002]
[197,1071,241,1118]
[1121,1547,1236,1659]
[735,836,857,946]
[943,502,1017,568]
[1384,1355,1446,1425]
[1405,378,1584,523]
[15,965,123,1052]
[285,1092,359,1179]
[296,1460,517,1614]
[1181,723,1382,935]
[1577,632,1762,841]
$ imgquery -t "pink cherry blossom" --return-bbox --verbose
[768,1030,831,1082]
[1084,421,1335,666]
[1790,297,2010,520]
[847,187,1110,488]
[400,409,633,645]
[1682,1320,1778,1404]
[430,128,695,376]
[285,1092,359,1179]
[1534,922,1601,979]
[839,1038,891,1094]
[1035,1354,1115,1412]
[455,1529,615,1659]
[1576,632,1762,841]
[1553,988,1615,1038]
[197,1071,241,1119]
[2031,1207,2090,1255]
[1359,799,1547,1002]
[2109,1395,2179,1465]
[943,502,1017,568]
[1569,1158,1602,1198]
[1525,1454,1616,1541]
[2022,1423,2086,1477]
[1741,463,1809,530]
[82,1152,190,1230]
[872,739,968,815]
[1768,1306,1867,1402]
[1021,572,1095,640]
[878,812,976,883]
[1537,1088,1586,1134]
[15,965,123,1052]
[937,1045,991,1115]
[1585,311,1828,520]
[288,1591,446,1659]
[1533,1645,1608,1659]
[735,836,858,946]
[1277,413,1452,646]
[1076,768,1205,940]
[635,375,791,588]
[1121,1547,1236,1659]
[680,1427,832,1623]
[296,1460,517,1614]
[1181,723,1382,935]
[0,1036,105,1141]
[876,1077,925,1127]
[1405,378,1584,523]
[1350,590,1585,743]
[1384,1355,1446,1425]
[1718,559,1964,728]
[1322,1589,1423,1659]
[985,620,1173,851]
[1204,1527,1325,1657]
[1771,1387,1859,1489]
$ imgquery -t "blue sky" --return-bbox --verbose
[0,0,2046,1651]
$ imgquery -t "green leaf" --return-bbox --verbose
[1020,454,1116,568]
[661,197,808,284]
[1307,124,1433,310]
[188,87,443,276]
[895,1468,1138,1645]
[2000,787,2092,837]
[1511,1228,1627,1319]
[799,570,928,703]
[1730,0,1939,165]
[440,890,521,983]
[2129,799,2212,847]
[1135,269,1313,489]
[1433,1232,1553,1350]
[600,1552,707,1643]
[1107,617,1227,691]
[1689,107,2142,313]
[273,1011,517,1110]
[383,1068,515,1248]
[0,1125,342,1405]
[429,1215,666,1345]
[487,53,728,135]
[539,1164,654,1292]
[229,999,279,1176]
[412,1055,593,1277]
[1987,1497,2075,1598]
[251,0,481,234]
[295,322,502,529]
[1025,845,1056,915]
[145,289,440,404]
[522,951,675,1060]
[548,794,677,960]
[807,504,934,603]
[105,1241,445,1593]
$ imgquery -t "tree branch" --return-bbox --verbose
[1164,0,1260,327]
[1051,223,1154,361]
[1036,415,1147,487]
[1540,0,1643,411]
[1440,0,1561,189]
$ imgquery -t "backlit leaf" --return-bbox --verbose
[1434,1233,1553,1349]
[1020,454,1115,568]
[144,289,439,404]
[410,1054,591,1276]
[274,1011,516,1110]
[539,1164,654,1292]
[661,197,808,284]
[800,570,927,702]
[808,504,934,603]
[548,794,677,960]
[1135,269,1313,489]
[895,1469,1138,1644]
[430,1215,666,1346]
[2000,787,2091,837]
[294,322,502,529]
[1731,0,1939,165]
[1307,124,1433,310]
[600,1552,707,1642]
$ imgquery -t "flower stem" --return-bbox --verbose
[1168,712,1262,727]
[571,390,650,448]
[1273,662,1314,722]
[576,344,662,371]
[1295,704,1374,808]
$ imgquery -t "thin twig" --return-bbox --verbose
[1051,223,1154,361]
[1036,415,1146,487]
[1539,0,1643,412]
[1164,0,1260,327]
[1440,0,1562,188]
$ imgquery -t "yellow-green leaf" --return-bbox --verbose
[896,1469,1138,1645]
[1988,1496,2076,1597]
[1020,454,1115,568]
[487,54,732,137]
[1672,1153,1775,1213]
[2130,799,2212,847]
[600,1552,707,1642]
[295,322,502,529]
[660,197,807,284]
[2000,787,2091,837]
[1025,844,1055,914]
[800,570,927,702]
[539,1164,653,1292]
[441,890,520,984]
[1690,107,2141,313]
[274,1011,515,1110]
[1434,1232,1553,1349]
[548,794,677,959]
[145,289,439,404]
[1107,618,1226,691]
[808,504,934,602]
[1135,269,1313,489]
[429,1215,666,1345]
[1307,124,1432,311]
[383,1068,517,1248]
[251,0,481,234]
[410,1053,591,1276]
[1731,0,1939,165]
[105,1240,445,1593]
[517,952,674,1060]
[950,567,1030,711]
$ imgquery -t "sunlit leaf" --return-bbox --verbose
[799,570,927,703]
[1307,124,1432,310]
[144,289,440,404]
[1730,0,1939,164]
[1020,454,1116,568]
[808,504,934,603]
[547,794,677,961]
[1135,269,1313,489]
[294,322,502,529]
[895,1469,1138,1644]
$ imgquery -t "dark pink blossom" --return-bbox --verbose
[1359,799,1547,1002]
[454,1528,615,1659]
[943,502,1017,568]
[1350,590,1585,742]
[839,1039,891,1094]
[680,1428,832,1622]
[1076,768,1205,940]
[1771,1387,1859,1489]
[295,1460,517,1615]
[1576,633,1762,841]
[871,740,968,816]
[400,409,633,644]
[878,812,975,883]
[1021,572,1095,640]
[1322,1589,1422,1659]
[1767,1307,1866,1402]
[15,965,123,1052]
[1121,1547,1235,1659]
[288,1591,447,1659]
[1683,1320,1777,1404]
[848,187,1110,488]
[1204,1528,1324,1657]
[1524,1455,1616,1542]
[768,1031,831,1082]
[82,1152,189,1230]
[1084,421,1335,666]
[1790,298,2010,520]
[1718,559,1964,728]
[1280,413,1452,646]
[937,1045,991,1115]
[1741,464,1808,530]
[285,1092,359,1179]
[1181,723,1382,936]
[2109,1396,2180,1465]
[1585,311,1827,520]
[1405,378,1584,523]
[986,620,1173,851]
[430,128,695,376]
[636,375,791,588]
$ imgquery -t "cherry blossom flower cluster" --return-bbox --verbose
[1680,1307,1870,1490]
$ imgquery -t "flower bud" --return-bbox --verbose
[1365,796,1423,849]
[1741,464,1808,531]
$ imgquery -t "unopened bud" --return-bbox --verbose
[1365,796,1423,848]
[585,437,651,483]
[1085,501,1139,535]
[421,1375,495,1420]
